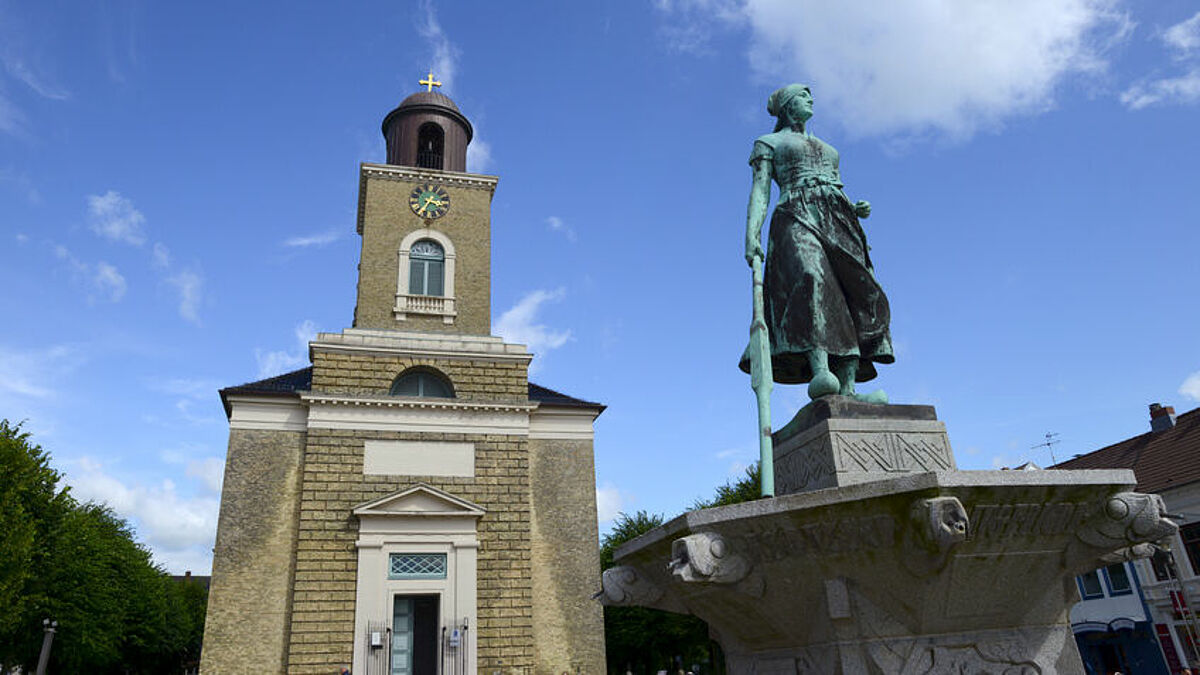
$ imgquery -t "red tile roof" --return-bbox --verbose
[1054,406,1200,493]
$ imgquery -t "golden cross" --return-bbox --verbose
[419,71,442,92]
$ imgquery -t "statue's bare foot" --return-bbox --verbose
[808,370,840,399]
[852,390,888,405]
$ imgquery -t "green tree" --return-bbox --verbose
[601,465,763,674]
[0,420,72,669]
[601,511,714,675]
[0,419,208,673]
[692,462,761,509]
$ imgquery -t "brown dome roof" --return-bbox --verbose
[382,90,472,142]
[397,90,462,113]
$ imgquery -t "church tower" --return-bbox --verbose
[354,87,493,334]
[201,78,606,675]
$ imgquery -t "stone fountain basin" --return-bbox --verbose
[606,469,1173,665]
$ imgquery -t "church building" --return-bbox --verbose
[200,80,607,675]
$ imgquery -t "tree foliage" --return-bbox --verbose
[601,511,712,675]
[0,420,208,674]
[692,462,761,510]
[600,465,764,674]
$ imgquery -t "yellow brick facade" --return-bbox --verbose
[354,165,496,336]
[285,352,535,672]
[203,96,604,675]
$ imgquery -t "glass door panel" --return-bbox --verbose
[391,597,413,675]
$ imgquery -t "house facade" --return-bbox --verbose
[1060,403,1200,674]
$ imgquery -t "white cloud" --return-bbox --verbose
[254,349,305,379]
[167,269,204,324]
[1164,11,1200,53]
[545,216,576,241]
[1121,11,1200,109]
[0,344,81,399]
[661,0,1129,139]
[3,57,69,100]
[0,167,40,203]
[596,482,630,524]
[493,289,572,367]
[255,320,318,378]
[87,190,146,245]
[146,377,223,425]
[148,377,221,399]
[64,457,219,573]
[284,230,341,248]
[93,262,126,302]
[53,245,127,304]
[1121,70,1200,108]
[467,137,493,173]
[15,233,28,243]
[1180,371,1200,402]
[417,0,458,91]
[186,457,225,494]
[151,242,170,269]
[0,95,24,136]
[715,446,755,477]
[653,0,743,55]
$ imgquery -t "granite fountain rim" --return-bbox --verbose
[614,468,1137,561]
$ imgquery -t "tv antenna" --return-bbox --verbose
[1032,432,1061,466]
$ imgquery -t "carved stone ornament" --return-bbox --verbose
[1076,492,1177,550]
[1096,543,1158,566]
[910,496,969,551]
[669,532,751,585]
[598,566,663,606]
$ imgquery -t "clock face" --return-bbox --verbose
[409,184,450,220]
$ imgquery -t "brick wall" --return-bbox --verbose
[355,170,494,336]
[284,427,534,673]
[201,428,306,675]
[310,351,526,402]
[529,438,607,675]
[285,352,535,673]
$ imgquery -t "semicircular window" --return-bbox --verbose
[390,368,455,398]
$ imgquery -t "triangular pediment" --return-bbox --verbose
[352,482,485,518]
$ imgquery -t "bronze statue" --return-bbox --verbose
[740,84,893,404]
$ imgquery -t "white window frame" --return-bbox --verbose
[395,229,457,324]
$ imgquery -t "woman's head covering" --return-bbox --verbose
[768,84,811,132]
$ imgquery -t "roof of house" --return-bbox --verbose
[1053,406,1200,493]
[219,366,604,417]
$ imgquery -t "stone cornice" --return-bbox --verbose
[301,392,536,413]
[310,328,532,364]
[303,392,534,435]
[357,163,499,234]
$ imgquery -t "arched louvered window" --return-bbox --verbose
[390,368,455,398]
[416,122,444,169]
[409,240,444,296]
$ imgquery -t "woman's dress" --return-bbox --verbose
[738,130,894,384]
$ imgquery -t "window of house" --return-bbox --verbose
[1104,563,1133,595]
[1078,569,1104,599]
[1181,522,1200,576]
[416,123,444,170]
[390,369,454,398]
[389,553,447,580]
[409,240,445,297]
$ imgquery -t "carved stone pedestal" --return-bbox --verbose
[601,471,1176,675]
[773,396,955,495]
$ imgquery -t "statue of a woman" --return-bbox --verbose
[739,84,894,403]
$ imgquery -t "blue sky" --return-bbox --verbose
[2,0,1199,574]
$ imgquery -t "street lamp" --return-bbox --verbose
[36,618,57,675]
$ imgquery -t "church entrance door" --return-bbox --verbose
[391,594,439,675]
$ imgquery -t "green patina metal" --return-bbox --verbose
[741,85,895,494]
